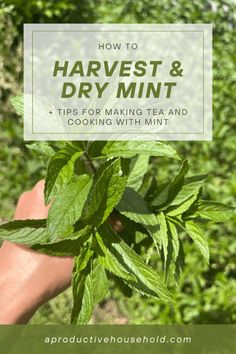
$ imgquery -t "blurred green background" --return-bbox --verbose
[0,0,235,324]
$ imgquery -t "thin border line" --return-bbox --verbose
[32,30,205,32]
[203,31,205,132]
[31,30,205,135]
[32,31,34,134]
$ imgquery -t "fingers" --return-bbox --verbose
[14,179,50,220]
[0,179,74,322]
[32,179,45,196]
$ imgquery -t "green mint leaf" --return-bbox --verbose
[151,160,189,208]
[47,175,93,240]
[167,219,180,262]
[157,212,168,267]
[32,230,92,256]
[45,145,83,204]
[95,232,136,281]
[0,219,49,245]
[117,187,158,225]
[99,224,173,302]
[26,142,55,162]
[169,175,206,207]
[87,141,106,157]
[0,220,92,250]
[146,212,174,278]
[195,201,235,222]
[167,192,199,217]
[99,141,180,159]
[185,220,209,263]
[81,158,127,226]
[71,247,94,324]
[138,174,157,199]
[175,239,185,280]
[92,259,109,305]
[127,155,149,191]
[165,219,180,279]
[11,95,23,117]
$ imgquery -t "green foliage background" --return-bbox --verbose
[0,0,235,324]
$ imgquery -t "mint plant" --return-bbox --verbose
[0,97,234,324]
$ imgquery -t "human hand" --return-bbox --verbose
[0,180,73,324]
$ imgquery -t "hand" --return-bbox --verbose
[0,180,73,324]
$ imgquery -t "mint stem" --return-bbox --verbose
[84,151,96,174]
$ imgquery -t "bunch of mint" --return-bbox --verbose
[0,98,234,324]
